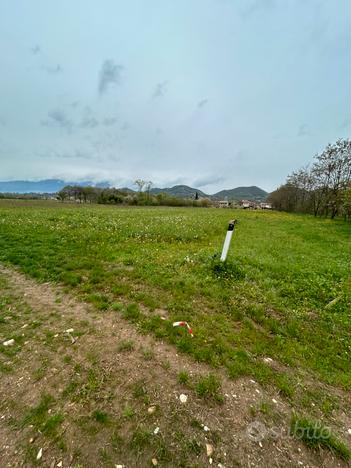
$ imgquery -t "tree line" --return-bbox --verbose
[57,180,210,208]
[268,138,351,219]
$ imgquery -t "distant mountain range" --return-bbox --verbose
[150,185,268,201]
[150,185,208,199]
[0,179,109,194]
[0,179,268,201]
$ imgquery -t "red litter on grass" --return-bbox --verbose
[173,321,194,337]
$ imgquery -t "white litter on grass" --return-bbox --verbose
[151,458,158,466]
[3,339,15,347]
[263,357,273,363]
[57,462,63,468]
[154,427,160,435]
[272,398,278,404]
[36,448,43,460]
[201,424,210,432]
[64,329,76,344]
[347,428,351,435]
[115,465,124,468]
[179,394,188,403]
[148,406,156,414]
[206,443,214,457]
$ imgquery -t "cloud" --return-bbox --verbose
[197,98,208,108]
[30,45,41,55]
[297,124,309,137]
[38,148,93,160]
[98,60,123,95]
[103,117,118,126]
[42,109,73,133]
[240,0,275,19]
[121,122,130,131]
[79,108,99,129]
[30,45,62,74]
[43,64,62,75]
[152,81,168,98]
[80,116,99,128]
[192,175,225,188]
[339,117,351,130]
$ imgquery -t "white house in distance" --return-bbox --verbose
[218,200,230,208]
[260,202,272,209]
[240,199,255,209]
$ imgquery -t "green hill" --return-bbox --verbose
[212,186,268,201]
[150,185,208,198]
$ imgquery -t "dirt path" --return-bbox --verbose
[0,265,348,467]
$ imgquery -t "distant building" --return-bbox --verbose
[218,200,230,208]
[240,199,256,209]
[260,202,272,210]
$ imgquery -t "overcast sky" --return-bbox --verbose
[0,0,350,192]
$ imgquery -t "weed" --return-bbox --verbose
[122,405,135,419]
[141,347,154,360]
[117,340,134,352]
[22,394,54,428]
[92,410,109,424]
[161,360,171,370]
[132,379,148,399]
[123,303,141,322]
[291,416,351,461]
[178,370,191,385]
[129,428,152,452]
[42,413,64,437]
[195,374,224,403]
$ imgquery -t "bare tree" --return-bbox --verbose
[134,179,146,192]
[145,180,153,201]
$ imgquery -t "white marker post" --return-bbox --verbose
[220,219,236,261]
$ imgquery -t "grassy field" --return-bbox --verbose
[0,200,350,465]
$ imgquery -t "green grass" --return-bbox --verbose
[291,415,351,461]
[178,370,191,385]
[92,410,109,424]
[0,201,350,395]
[21,394,55,428]
[122,405,135,419]
[117,339,135,352]
[195,373,224,403]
